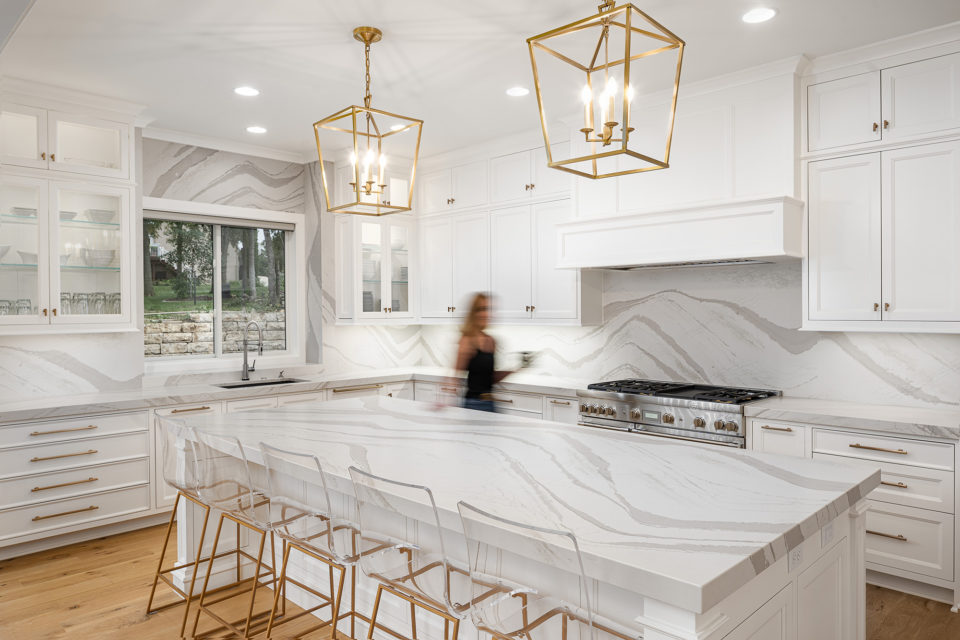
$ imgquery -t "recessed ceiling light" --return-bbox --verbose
[390,124,405,131]
[246,125,267,134]
[742,7,777,23]
[506,86,530,97]
[234,86,260,97]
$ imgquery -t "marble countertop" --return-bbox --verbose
[745,397,960,440]
[180,396,879,614]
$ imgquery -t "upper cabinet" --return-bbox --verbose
[419,211,490,319]
[806,52,960,154]
[418,160,487,214]
[489,147,571,205]
[0,104,130,180]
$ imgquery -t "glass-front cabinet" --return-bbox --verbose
[337,215,414,321]
[0,173,132,330]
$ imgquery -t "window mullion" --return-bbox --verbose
[213,224,223,358]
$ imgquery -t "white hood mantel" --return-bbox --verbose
[555,196,804,270]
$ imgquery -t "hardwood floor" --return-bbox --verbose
[0,524,957,639]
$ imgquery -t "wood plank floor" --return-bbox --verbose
[1,523,958,639]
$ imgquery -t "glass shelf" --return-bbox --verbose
[0,263,119,272]
[0,215,120,228]
[1,214,38,225]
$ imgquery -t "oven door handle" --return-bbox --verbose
[580,421,742,447]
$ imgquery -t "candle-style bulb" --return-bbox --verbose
[580,85,592,104]
[626,84,635,103]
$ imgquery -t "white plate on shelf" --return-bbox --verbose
[0,245,9,262]
[59,211,78,221]
[18,250,37,265]
[85,209,116,223]
[10,207,37,218]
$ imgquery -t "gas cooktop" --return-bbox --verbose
[585,379,778,404]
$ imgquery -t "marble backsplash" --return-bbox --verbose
[421,264,960,409]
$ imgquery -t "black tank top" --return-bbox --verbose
[465,349,494,399]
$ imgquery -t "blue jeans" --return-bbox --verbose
[463,397,496,413]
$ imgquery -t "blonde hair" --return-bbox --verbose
[461,292,490,337]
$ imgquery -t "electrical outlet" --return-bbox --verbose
[788,546,803,572]
[821,521,835,547]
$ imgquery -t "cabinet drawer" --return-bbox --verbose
[0,485,151,543]
[488,390,541,413]
[751,420,810,458]
[328,383,385,398]
[383,382,414,400]
[155,403,222,418]
[225,396,278,413]
[0,411,148,449]
[498,407,543,419]
[277,391,326,406]
[0,458,149,510]
[0,431,149,479]
[813,453,954,513]
[812,429,954,470]
[865,500,954,581]
[544,397,579,424]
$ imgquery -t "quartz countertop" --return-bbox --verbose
[180,396,879,614]
[745,396,960,440]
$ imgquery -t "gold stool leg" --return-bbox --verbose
[241,527,268,638]
[265,539,293,639]
[368,583,385,640]
[145,491,181,615]
[192,512,226,638]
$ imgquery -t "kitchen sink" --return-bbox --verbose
[215,378,306,389]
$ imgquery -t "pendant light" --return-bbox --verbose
[314,27,423,215]
[527,1,684,179]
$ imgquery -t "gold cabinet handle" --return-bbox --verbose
[31,449,97,462]
[33,477,98,492]
[332,383,384,394]
[52,308,57,316]
[525,305,530,312]
[761,425,793,432]
[550,400,571,406]
[530,305,535,312]
[30,424,97,436]
[450,197,455,204]
[440,386,459,393]
[880,480,908,489]
[867,529,907,542]
[883,120,889,129]
[884,302,890,311]
[451,306,455,312]
[33,505,98,521]
[872,122,879,132]
[849,443,908,455]
[171,406,211,414]
[873,303,879,311]
[529,183,535,189]
[491,397,513,404]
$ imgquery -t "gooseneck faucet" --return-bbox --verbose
[241,320,263,381]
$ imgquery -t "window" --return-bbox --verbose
[144,214,290,360]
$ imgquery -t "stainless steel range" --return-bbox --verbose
[577,380,780,447]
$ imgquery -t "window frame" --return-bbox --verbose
[141,197,306,376]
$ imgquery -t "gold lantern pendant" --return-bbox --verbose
[314,27,423,215]
[527,1,684,179]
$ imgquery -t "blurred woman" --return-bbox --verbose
[456,292,514,412]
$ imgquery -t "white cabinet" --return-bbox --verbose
[490,147,571,205]
[382,381,414,399]
[418,160,487,214]
[327,382,387,399]
[490,204,533,320]
[419,211,490,319]
[0,104,130,180]
[277,391,326,406]
[881,52,960,141]
[532,200,579,319]
[725,585,794,640]
[413,381,461,405]
[337,215,415,321]
[543,397,578,424]
[865,501,954,581]
[881,141,960,322]
[807,72,881,152]
[225,396,279,413]
[806,155,881,322]
[749,421,810,458]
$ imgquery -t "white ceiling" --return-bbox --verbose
[3,0,960,160]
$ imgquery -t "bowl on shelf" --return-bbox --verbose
[60,254,71,266]
[85,209,116,223]
[59,211,78,221]
[10,207,37,218]
[18,250,37,265]
[0,245,9,262]
[83,249,116,268]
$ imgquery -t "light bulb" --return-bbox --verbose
[364,149,375,165]
[379,154,388,167]
[606,77,618,94]
[626,84,635,103]
[349,152,357,166]
[580,85,592,105]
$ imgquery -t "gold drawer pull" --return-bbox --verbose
[31,449,97,462]
[761,425,793,432]
[32,505,99,521]
[550,400,572,406]
[33,477,98,492]
[867,529,907,542]
[440,387,459,393]
[492,397,513,404]
[849,443,908,455]
[171,406,211,414]
[332,384,383,394]
[30,424,97,436]
[880,480,908,489]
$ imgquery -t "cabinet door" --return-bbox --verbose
[0,103,47,169]
[419,169,451,214]
[490,205,532,319]
[881,53,960,141]
[797,539,848,640]
[750,421,809,458]
[357,221,385,318]
[807,72,881,151]
[0,174,49,325]
[451,211,490,316]
[419,216,454,318]
[532,145,572,199]
[724,584,795,640]
[451,160,487,210]
[532,200,578,319]
[385,221,413,317]
[48,112,129,180]
[881,141,960,321]
[807,155,881,321]
[544,397,578,424]
[382,382,414,399]
[490,150,531,204]
[334,215,354,319]
[49,182,131,325]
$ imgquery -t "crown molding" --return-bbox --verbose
[0,76,145,118]
[142,127,311,165]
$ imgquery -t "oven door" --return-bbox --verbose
[579,417,744,448]
[578,415,633,432]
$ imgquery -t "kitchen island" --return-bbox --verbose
[177,396,880,640]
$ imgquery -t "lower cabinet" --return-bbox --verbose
[277,391,326,406]
[725,584,794,640]
[750,420,810,457]
[864,500,954,581]
[544,396,578,424]
[382,381,414,399]
[225,396,278,413]
[154,403,222,509]
[327,381,388,399]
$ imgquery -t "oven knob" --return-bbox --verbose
[580,403,588,412]
[589,405,600,414]
[693,417,706,428]
[714,420,725,430]
[662,413,675,424]
[724,421,739,432]
[630,408,642,420]
[605,406,617,416]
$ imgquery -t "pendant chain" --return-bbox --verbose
[363,42,372,108]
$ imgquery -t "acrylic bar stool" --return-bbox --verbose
[145,418,212,638]
[260,442,353,639]
[348,467,468,640]
[456,501,641,640]
[190,431,279,639]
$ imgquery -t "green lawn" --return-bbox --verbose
[143,280,283,314]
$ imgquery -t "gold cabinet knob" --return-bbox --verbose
[530,305,535,312]
[884,302,890,311]
[41,151,46,160]
[451,306,455,312]
[873,302,879,311]
[883,120,890,129]
[42,308,48,316]
[872,122,879,132]
[529,183,535,189]
[52,308,57,316]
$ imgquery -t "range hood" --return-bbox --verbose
[555,196,803,270]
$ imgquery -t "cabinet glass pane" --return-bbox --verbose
[360,222,382,313]
[56,120,121,171]
[389,225,409,313]
[0,111,40,161]
[0,182,42,316]
[57,188,122,315]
